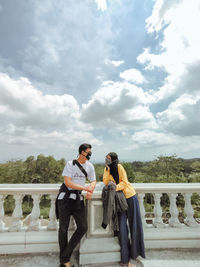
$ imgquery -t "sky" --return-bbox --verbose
[0,0,200,163]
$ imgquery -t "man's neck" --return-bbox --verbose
[77,155,87,164]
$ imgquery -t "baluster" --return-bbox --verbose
[0,195,7,232]
[69,217,76,231]
[184,193,199,227]
[153,193,165,228]
[168,193,182,227]
[47,194,57,230]
[29,194,41,230]
[138,193,148,227]
[9,194,23,231]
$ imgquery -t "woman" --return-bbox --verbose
[103,152,145,267]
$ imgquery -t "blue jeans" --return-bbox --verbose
[118,195,145,264]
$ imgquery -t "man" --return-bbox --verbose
[58,143,96,267]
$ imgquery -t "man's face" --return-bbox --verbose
[82,148,91,156]
[81,148,92,160]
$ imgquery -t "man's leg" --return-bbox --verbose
[58,208,71,264]
[64,202,88,262]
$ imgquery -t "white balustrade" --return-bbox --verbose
[47,194,57,230]
[9,194,23,232]
[0,183,199,234]
[138,193,148,228]
[184,193,199,227]
[153,193,165,228]
[69,217,76,231]
[168,193,182,227]
[0,195,7,232]
[29,194,41,230]
[0,183,199,258]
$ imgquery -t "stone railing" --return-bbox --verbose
[0,183,200,266]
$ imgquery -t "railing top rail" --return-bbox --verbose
[0,182,200,194]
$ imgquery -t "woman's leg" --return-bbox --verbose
[118,211,130,264]
[127,195,145,261]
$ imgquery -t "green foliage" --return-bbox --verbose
[0,155,66,184]
[191,161,200,173]
[187,172,200,183]
[1,154,200,184]
[4,195,15,215]
[40,195,51,219]
[134,155,188,183]
[94,164,104,182]
[22,199,33,215]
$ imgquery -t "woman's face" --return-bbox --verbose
[106,155,112,161]
[105,154,112,166]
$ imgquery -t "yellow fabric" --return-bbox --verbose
[103,164,136,199]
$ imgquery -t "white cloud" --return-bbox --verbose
[105,59,125,67]
[0,72,80,129]
[156,94,200,136]
[130,129,200,158]
[145,0,181,34]
[132,130,178,147]
[95,0,107,12]
[0,0,115,103]
[0,72,102,160]
[137,0,200,101]
[81,80,157,130]
[120,68,146,84]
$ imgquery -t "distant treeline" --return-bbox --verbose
[0,154,200,184]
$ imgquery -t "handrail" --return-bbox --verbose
[0,182,200,194]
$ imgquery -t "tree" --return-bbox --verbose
[34,154,65,183]
[94,164,104,182]
[191,161,200,173]
[138,155,185,183]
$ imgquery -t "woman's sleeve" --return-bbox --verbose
[103,167,110,185]
[116,164,129,191]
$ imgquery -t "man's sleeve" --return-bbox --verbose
[88,164,96,182]
[62,161,72,177]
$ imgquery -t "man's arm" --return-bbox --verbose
[85,180,96,200]
[89,180,96,192]
[64,176,93,192]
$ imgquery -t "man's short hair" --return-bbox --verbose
[79,143,92,154]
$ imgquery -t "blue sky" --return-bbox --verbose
[0,0,200,162]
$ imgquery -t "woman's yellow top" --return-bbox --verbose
[103,163,136,199]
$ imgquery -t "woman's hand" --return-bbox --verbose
[106,165,110,171]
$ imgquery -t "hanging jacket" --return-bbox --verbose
[101,181,128,236]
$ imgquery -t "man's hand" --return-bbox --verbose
[85,181,96,199]
[87,185,95,193]
[85,192,92,200]
[84,185,93,193]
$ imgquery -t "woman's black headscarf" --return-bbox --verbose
[107,152,119,184]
